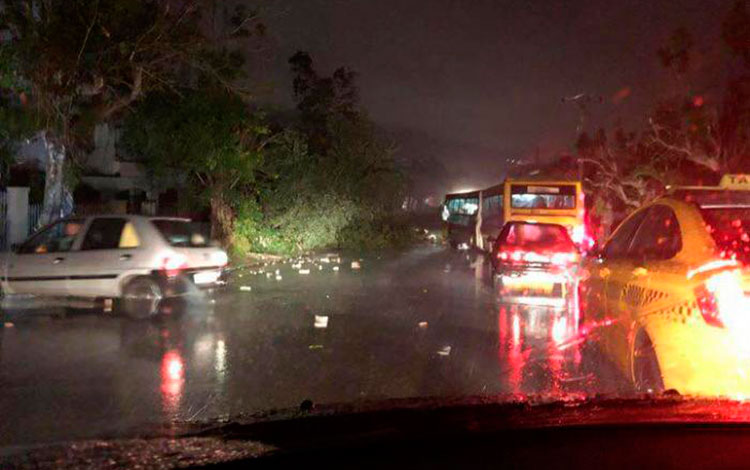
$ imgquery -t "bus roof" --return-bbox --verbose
[503,178,581,186]
[444,189,480,199]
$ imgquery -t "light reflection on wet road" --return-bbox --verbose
[0,245,614,447]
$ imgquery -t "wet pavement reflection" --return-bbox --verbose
[0,245,616,447]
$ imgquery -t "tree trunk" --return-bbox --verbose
[210,193,234,249]
[38,134,68,228]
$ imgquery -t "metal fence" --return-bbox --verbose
[28,203,42,235]
[0,190,6,251]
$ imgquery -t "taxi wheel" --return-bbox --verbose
[119,276,163,320]
[633,333,665,394]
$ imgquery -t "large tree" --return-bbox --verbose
[0,0,260,225]
[579,0,750,237]
[122,90,269,247]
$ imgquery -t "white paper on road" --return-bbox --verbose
[437,346,452,356]
[239,286,252,292]
[314,315,329,328]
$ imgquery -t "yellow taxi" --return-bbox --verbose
[581,175,750,397]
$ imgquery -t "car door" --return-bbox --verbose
[64,217,145,298]
[589,209,649,369]
[618,205,683,373]
[586,209,649,323]
[4,219,86,296]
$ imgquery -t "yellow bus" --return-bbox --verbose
[502,179,586,246]
[444,179,588,251]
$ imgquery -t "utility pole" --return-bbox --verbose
[562,93,602,181]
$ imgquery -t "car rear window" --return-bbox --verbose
[701,208,750,264]
[151,219,210,247]
[499,223,575,251]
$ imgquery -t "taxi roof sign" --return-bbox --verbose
[720,174,750,189]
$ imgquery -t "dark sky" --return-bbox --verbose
[256,0,726,193]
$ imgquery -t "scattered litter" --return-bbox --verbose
[239,285,252,292]
[418,321,428,328]
[422,288,428,293]
[437,346,452,356]
[275,274,283,281]
[318,265,323,270]
[309,344,324,350]
[275,269,280,275]
[351,261,361,270]
[332,266,340,272]
[314,315,329,328]
[320,257,330,264]
[299,268,311,275]
[4,322,14,328]
[292,263,302,269]
[238,273,243,278]
[266,272,273,279]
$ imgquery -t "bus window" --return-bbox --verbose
[510,185,576,210]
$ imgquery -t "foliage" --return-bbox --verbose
[0,0,262,224]
[229,54,410,256]
[579,0,750,230]
[122,89,268,245]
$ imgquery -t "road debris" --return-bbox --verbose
[332,266,340,272]
[437,346,452,356]
[275,274,283,281]
[4,322,14,328]
[418,321,428,328]
[299,268,311,275]
[351,261,361,270]
[314,315,329,328]
[308,344,324,350]
[239,286,252,292]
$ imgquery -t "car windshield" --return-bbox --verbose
[8,0,750,465]
[151,219,210,247]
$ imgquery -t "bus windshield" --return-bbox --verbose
[510,184,576,210]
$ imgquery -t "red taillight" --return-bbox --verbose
[497,248,578,266]
[695,284,723,327]
[694,271,746,328]
[162,253,188,277]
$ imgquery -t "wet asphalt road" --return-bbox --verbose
[0,244,614,448]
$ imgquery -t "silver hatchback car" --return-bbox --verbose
[1,215,228,317]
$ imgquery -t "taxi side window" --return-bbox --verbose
[629,205,681,260]
[602,209,648,260]
[81,218,135,250]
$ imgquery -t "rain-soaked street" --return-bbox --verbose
[0,244,615,448]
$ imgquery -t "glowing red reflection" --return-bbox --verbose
[161,349,184,414]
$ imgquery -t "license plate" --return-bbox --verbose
[193,270,221,285]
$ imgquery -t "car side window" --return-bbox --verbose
[628,205,682,261]
[81,218,139,250]
[602,209,648,260]
[17,219,85,254]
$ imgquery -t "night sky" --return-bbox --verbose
[257,0,726,193]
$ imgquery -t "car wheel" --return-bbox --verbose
[119,276,163,319]
[633,331,664,394]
